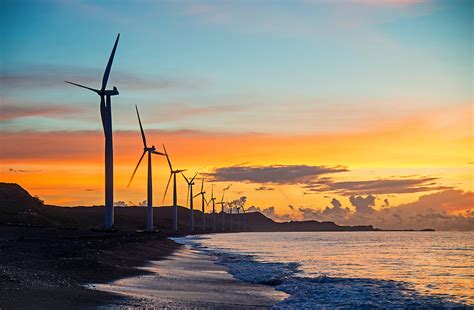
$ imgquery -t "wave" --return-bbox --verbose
[172,236,471,309]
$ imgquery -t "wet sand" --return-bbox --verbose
[92,247,288,309]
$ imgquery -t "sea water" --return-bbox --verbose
[173,231,474,308]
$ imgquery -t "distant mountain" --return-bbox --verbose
[0,183,377,232]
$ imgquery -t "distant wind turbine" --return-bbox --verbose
[182,172,198,232]
[65,34,120,230]
[208,185,217,232]
[194,178,207,231]
[216,190,226,231]
[163,145,186,231]
[127,105,165,232]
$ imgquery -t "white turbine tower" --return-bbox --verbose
[65,34,120,230]
[182,172,198,232]
[194,178,207,231]
[208,185,217,232]
[163,145,186,231]
[127,105,165,232]
[216,190,226,231]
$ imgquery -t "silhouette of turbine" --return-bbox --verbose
[65,34,120,230]
[163,145,186,231]
[216,190,227,231]
[127,105,165,232]
[182,172,198,232]
[194,178,207,231]
[208,185,217,232]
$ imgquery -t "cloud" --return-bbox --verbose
[8,168,42,173]
[255,186,275,191]
[305,176,451,195]
[247,205,293,222]
[1,64,207,91]
[349,195,376,213]
[228,196,247,209]
[1,102,83,121]
[207,164,348,184]
[297,190,474,231]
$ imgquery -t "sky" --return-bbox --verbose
[1,0,473,230]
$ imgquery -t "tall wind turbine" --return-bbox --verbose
[127,105,165,232]
[194,178,207,231]
[208,185,217,232]
[65,34,120,229]
[182,172,198,232]
[163,145,186,231]
[216,190,226,231]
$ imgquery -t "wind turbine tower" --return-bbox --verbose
[163,145,186,231]
[194,178,207,231]
[182,172,198,231]
[65,34,120,229]
[209,185,217,232]
[216,190,226,231]
[127,105,165,231]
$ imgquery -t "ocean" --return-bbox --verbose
[174,231,474,308]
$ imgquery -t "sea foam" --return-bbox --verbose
[172,236,471,309]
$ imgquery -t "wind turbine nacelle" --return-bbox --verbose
[105,87,119,96]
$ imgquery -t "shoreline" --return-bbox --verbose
[0,225,181,309]
[91,245,288,309]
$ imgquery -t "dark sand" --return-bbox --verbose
[0,225,180,309]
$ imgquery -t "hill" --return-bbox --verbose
[0,183,376,232]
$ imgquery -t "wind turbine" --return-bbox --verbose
[208,185,217,232]
[127,105,165,232]
[194,178,207,231]
[229,202,233,232]
[216,190,226,231]
[65,34,120,229]
[182,172,198,232]
[236,206,241,231]
[163,145,186,231]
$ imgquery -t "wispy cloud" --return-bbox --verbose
[0,102,83,121]
[305,176,451,195]
[1,64,208,91]
[255,186,275,191]
[206,164,348,184]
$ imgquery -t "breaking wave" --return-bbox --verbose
[172,235,472,309]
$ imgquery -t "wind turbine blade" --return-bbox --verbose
[65,81,100,93]
[181,172,189,184]
[102,33,120,91]
[127,150,146,188]
[190,172,198,183]
[193,193,200,198]
[163,173,172,202]
[151,150,165,155]
[100,96,106,132]
[135,105,147,148]
[211,185,214,199]
[201,177,204,192]
[163,144,173,171]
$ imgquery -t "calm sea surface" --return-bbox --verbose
[176,231,474,308]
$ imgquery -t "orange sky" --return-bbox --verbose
[2,104,472,216]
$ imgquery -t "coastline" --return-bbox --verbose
[91,246,288,309]
[0,225,180,309]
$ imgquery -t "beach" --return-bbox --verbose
[0,226,287,309]
[0,225,179,309]
[92,247,287,308]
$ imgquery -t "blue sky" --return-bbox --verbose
[1,0,471,133]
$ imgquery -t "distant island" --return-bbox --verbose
[0,183,433,233]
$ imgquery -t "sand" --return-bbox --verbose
[92,247,288,309]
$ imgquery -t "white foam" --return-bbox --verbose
[173,235,471,309]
